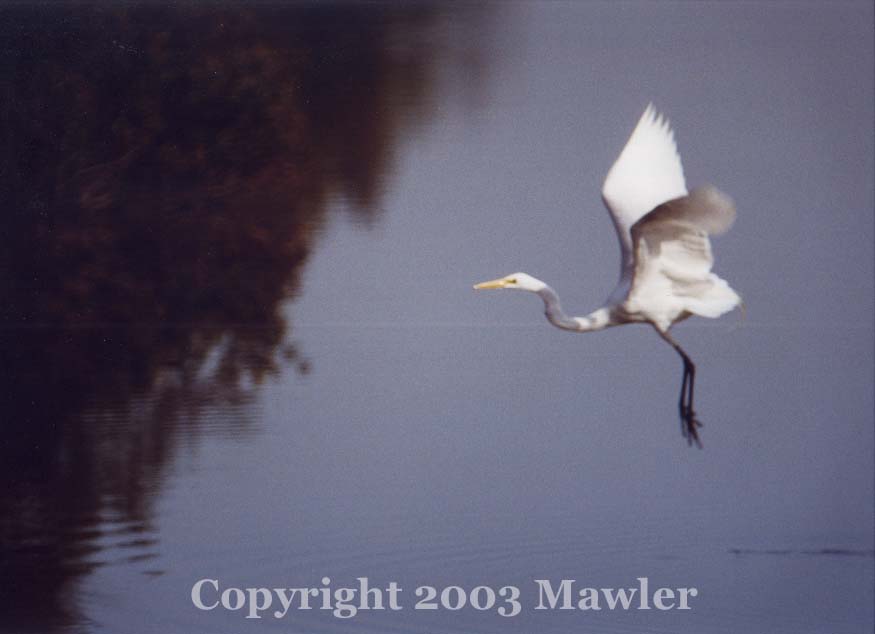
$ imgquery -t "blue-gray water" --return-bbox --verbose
[1,3,872,633]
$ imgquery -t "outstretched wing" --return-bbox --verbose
[601,105,688,280]
[626,186,740,329]
[635,186,736,238]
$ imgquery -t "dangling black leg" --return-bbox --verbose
[681,355,702,447]
[656,328,703,448]
[678,360,689,437]
[686,356,697,425]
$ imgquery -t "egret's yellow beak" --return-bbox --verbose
[473,277,508,290]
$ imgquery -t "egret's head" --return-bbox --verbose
[473,272,546,293]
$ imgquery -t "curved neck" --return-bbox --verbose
[536,285,611,332]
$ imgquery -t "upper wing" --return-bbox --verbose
[601,105,688,270]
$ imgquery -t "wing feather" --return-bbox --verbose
[601,104,688,266]
[625,186,740,327]
[635,186,736,237]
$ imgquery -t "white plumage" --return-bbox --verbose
[474,104,741,447]
[603,104,688,261]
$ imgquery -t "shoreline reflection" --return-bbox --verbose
[0,5,487,632]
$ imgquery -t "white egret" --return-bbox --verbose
[474,105,741,447]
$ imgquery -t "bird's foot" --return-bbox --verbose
[681,407,703,449]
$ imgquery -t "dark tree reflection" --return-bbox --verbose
[0,5,479,631]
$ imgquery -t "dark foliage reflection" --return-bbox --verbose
[0,5,477,631]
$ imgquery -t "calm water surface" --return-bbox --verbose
[1,3,873,634]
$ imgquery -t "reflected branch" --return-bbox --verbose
[0,5,488,631]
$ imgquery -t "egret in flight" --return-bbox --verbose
[474,105,740,447]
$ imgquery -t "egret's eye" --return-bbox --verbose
[507,278,517,284]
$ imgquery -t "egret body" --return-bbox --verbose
[474,105,741,447]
